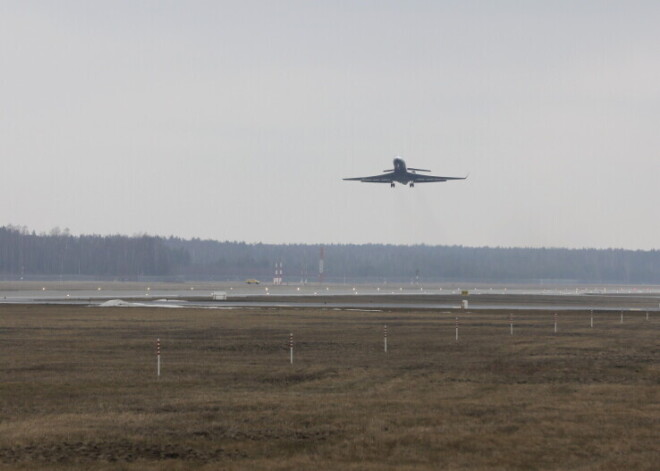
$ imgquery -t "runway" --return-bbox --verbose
[1,282,659,311]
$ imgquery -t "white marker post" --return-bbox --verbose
[590,310,594,328]
[455,317,459,342]
[509,313,513,336]
[646,311,649,321]
[554,313,558,333]
[289,333,294,364]
[384,324,388,353]
[620,310,624,324]
[156,338,161,378]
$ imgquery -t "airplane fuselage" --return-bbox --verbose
[392,158,412,184]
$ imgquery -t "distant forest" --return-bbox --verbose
[1,225,659,283]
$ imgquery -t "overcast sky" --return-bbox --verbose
[1,1,658,249]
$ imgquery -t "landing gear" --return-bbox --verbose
[390,182,395,188]
[409,182,415,188]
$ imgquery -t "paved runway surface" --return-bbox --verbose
[2,282,659,311]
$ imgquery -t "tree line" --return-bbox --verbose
[1,225,659,283]
[0,226,189,280]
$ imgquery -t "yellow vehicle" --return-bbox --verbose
[245,279,261,285]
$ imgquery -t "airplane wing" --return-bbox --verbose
[343,172,394,183]
[409,173,468,183]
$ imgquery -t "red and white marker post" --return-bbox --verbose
[384,324,388,353]
[289,333,294,364]
[156,338,161,377]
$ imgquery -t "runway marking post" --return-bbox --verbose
[646,311,649,321]
[509,313,513,336]
[455,316,459,342]
[289,333,294,364]
[384,324,388,353]
[554,313,558,333]
[620,310,624,324]
[156,338,161,378]
[590,310,594,328]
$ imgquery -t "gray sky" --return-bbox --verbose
[1,1,659,249]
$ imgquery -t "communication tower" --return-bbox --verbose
[273,261,283,285]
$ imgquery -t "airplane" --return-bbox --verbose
[343,157,467,188]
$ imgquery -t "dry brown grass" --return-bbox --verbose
[0,304,658,470]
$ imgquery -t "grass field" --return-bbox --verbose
[0,304,658,470]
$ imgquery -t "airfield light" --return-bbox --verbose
[156,339,161,377]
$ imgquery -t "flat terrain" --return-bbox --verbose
[233,293,660,310]
[0,304,658,470]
